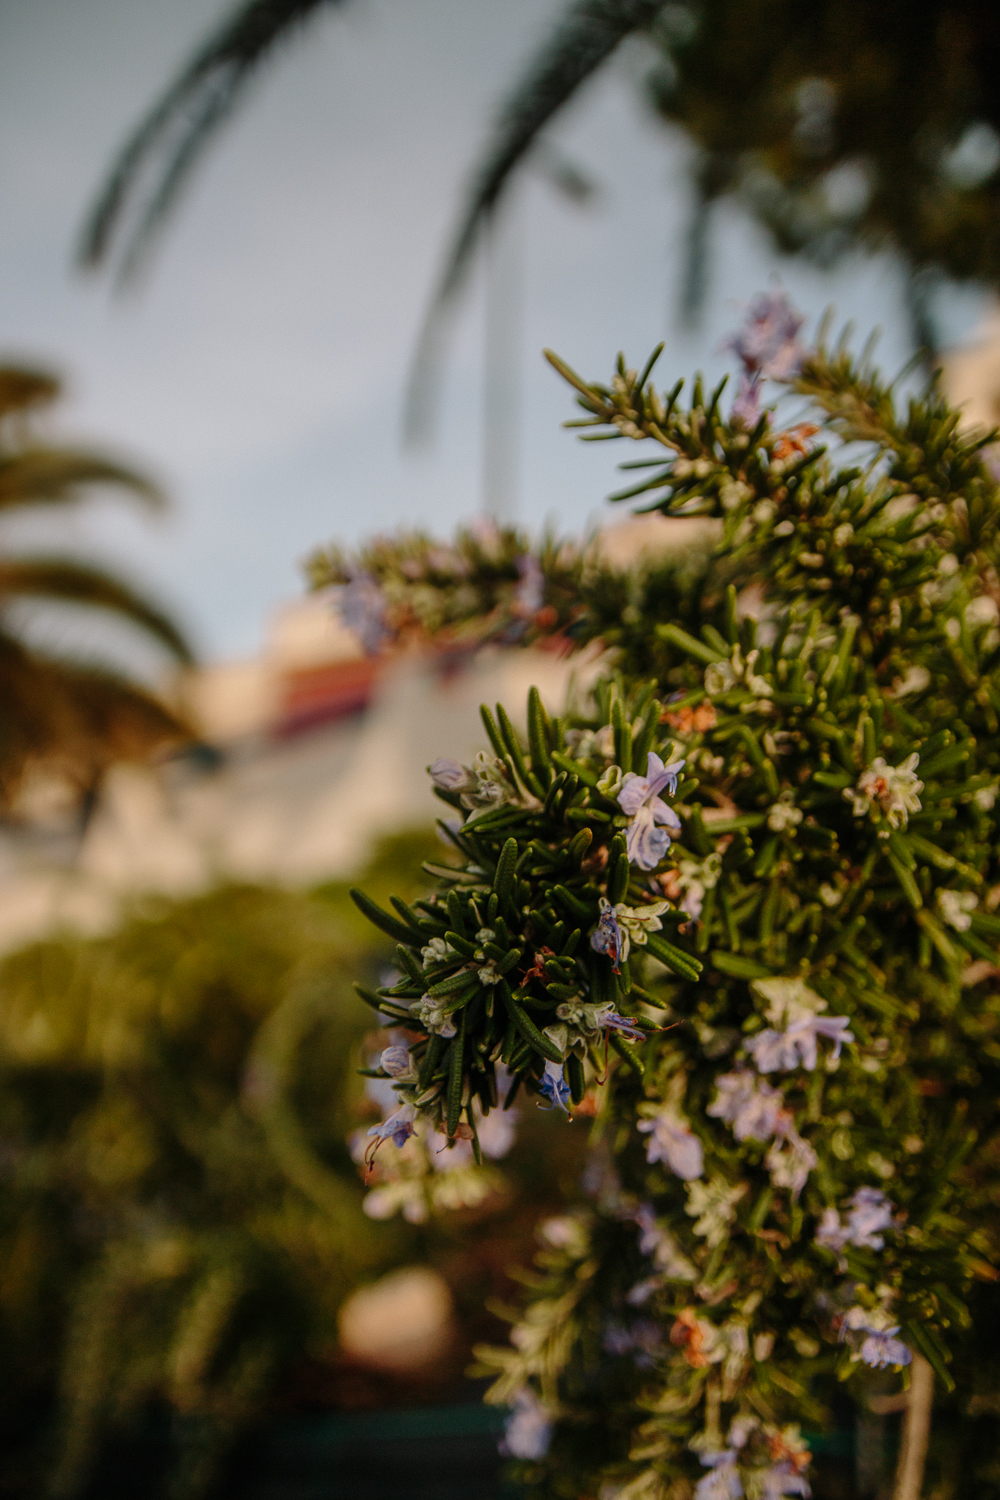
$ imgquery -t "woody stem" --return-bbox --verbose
[892,1353,933,1500]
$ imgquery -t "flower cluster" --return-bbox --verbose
[844,753,924,830]
[693,1415,812,1500]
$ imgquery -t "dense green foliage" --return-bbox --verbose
[0,836,582,1499]
[349,321,1000,1497]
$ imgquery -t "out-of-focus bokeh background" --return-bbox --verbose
[2,1,1000,1494]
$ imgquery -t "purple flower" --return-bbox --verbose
[626,1276,661,1306]
[727,291,805,381]
[695,1451,744,1500]
[746,1015,853,1073]
[634,1203,662,1258]
[618,751,685,870]
[380,1044,412,1078]
[818,1188,896,1253]
[538,1059,572,1112]
[366,1104,416,1149]
[707,1070,786,1141]
[590,897,625,971]
[841,1306,912,1369]
[845,1186,895,1249]
[601,1010,648,1042]
[815,1207,849,1253]
[638,1107,704,1180]
[858,1328,912,1369]
[339,570,390,654]
[732,373,764,429]
[500,1390,552,1460]
[428,757,469,791]
[761,1463,811,1499]
[603,1318,663,1367]
[513,553,545,618]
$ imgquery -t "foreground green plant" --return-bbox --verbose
[348,299,1000,1499]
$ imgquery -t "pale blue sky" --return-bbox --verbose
[0,0,989,663]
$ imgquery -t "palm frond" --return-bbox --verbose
[0,367,60,420]
[0,559,192,664]
[0,450,164,511]
[0,633,189,806]
[78,0,344,283]
[404,0,661,439]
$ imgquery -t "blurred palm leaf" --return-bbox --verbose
[78,0,345,284]
[0,451,163,512]
[405,0,661,435]
[83,0,1000,367]
[0,560,190,662]
[80,0,654,295]
[0,364,192,805]
[0,637,186,807]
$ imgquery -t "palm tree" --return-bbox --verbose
[80,0,1000,368]
[0,365,193,810]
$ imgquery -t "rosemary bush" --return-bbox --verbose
[347,296,1000,1499]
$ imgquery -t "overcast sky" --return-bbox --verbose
[0,0,990,664]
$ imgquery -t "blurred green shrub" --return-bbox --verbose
[0,831,583,1499]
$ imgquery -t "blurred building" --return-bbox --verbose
[0,518,691,952]
[0,514,728,953]
[940,306,1000,432]
[0,614,586,954]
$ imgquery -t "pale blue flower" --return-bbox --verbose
[746,1014,853,1072]
[818,1188,896,1253]
[590,896,625,970]
[858,1327,912,1369]
[841,1305,911,1369]
[845,1187,896,1249]
[727,290,805,381]
[695,1450,744,1500]
[339,571,390,653]
[732,373,764,429]
[601,1010,648,1042]
[815,1207,849,1253]
[538,1059,572,1112]
[514,553,545,618]
[380,1044,413,1078]
[428,757,469,791]
[638,1106,704,1180]
[603,1318,662,1368]
[414,994,458,1037]
[761,1462,811,1499]
[618,750,685,870]
[707,1070,786,1141]
[366,1104,417,1149]
[500,1390,552,1459]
